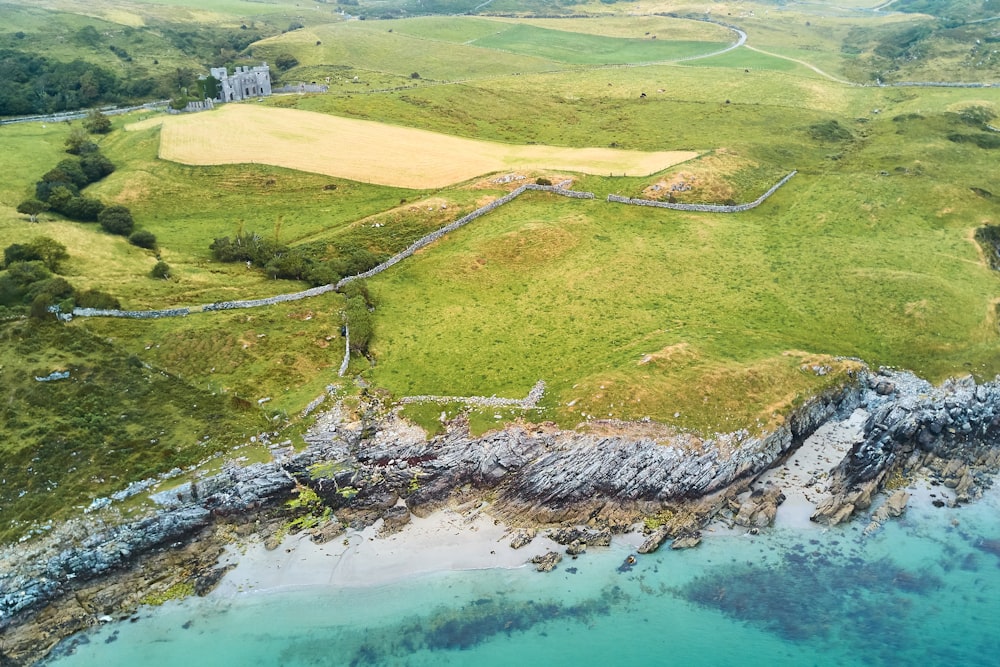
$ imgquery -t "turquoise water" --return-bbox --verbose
[47,488,1000,667]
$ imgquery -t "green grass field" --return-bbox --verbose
[466,23,728,64]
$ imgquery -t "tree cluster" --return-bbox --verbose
[209,231,381,286]
[19,128,157,247]
[0,237,119,318]
[342,281,376,356]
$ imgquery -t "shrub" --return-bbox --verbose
[535,177,552,186]
[128,230,157,249]
[275,53,299,70]
[808,120,853,142]
[975,225,1000,271]
[83,109,112,134]
[11,237,69,272]
[74,288,121,309]
[65,127,97,155]
[80,152,115,181]
[98,205,134,235]
[150,261,171,279]
[36,181,79,204]
[61,196,105,222]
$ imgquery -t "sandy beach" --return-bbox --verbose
[213,502,646,598]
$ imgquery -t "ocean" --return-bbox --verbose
[45,483,1000,667]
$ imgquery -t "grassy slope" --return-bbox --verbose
[466,23,727,64]
[0,320,272,543]
[0,2,203,74]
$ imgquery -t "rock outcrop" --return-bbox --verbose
[530,551,563,572]
[733,486,786,528]
[812,372,1000,525]
[0,462,294,639]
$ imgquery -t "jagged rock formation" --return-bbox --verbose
[812,373,1000,525]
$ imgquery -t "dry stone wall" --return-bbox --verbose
[607,171,797,213]
[68,306,190,319]
[202,284,336,311]
[398,380,546,410]
[336,185,594,289]
[59,173,793,322]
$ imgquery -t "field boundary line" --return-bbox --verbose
[398,380,546,409]
[53,173,797,322]
[607,170,796,212]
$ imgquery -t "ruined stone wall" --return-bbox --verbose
[69,307,191,319]
[607,171,797,213]
[336,184,594,289]
[202,284,336,311]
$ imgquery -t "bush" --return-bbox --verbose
[74,288,121,309]
[275,53,299,70]
[6,237,69,272]
[535,177,552,186]
[345,295,373,356]
[975,225,1000,271]
[210,231,286,265]
[80,152,115,181]
[65,127,97,155]
[150,261,171,279]
[808,120,853,142]
[98,205,134,235]
[61,196,105,222]
[83,109,112,134]
[36,181,79,204]
[128,230,157,249]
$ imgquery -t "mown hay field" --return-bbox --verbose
[132,105,698,188]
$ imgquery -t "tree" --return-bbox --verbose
[64,126,97,155]
[150,261,171,279]
[83,109,112,134]
[274,53,299,71]
[197,75,220,100]
[79,152,115,182]
[53,159,90,188]
[16,199,48,223]
[128,230,157,249]
[62,196,105,222]
[25,237,69,272]
[98,205,134,235]
[45,186,75,212]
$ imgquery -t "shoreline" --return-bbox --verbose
[4,367,1000,666]
[212,505,575,597]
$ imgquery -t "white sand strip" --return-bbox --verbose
[753,408,869,529]
[212,504,564,597]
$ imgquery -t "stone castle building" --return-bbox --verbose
[209,63,272,102]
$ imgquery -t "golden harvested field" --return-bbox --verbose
[127,105,698,188]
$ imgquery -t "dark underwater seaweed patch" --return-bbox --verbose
[678,551,942,646]
[278,586,629,665]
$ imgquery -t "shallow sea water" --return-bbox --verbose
[46,484,1000,667]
